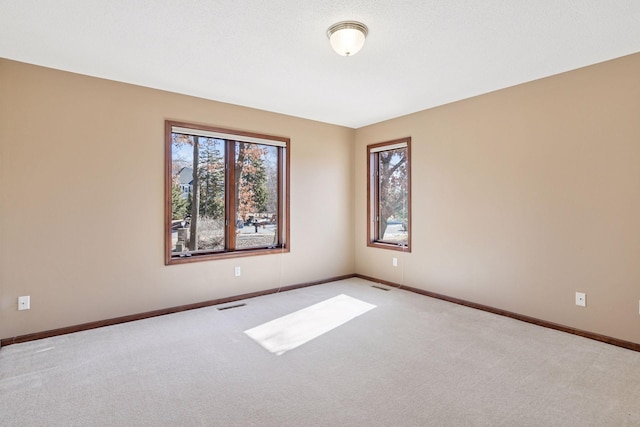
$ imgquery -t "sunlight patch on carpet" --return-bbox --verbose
[244,294,376,355]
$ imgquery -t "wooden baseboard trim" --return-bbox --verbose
[6,273,636,352]
[0,274,356,347]
[355,274,640,353]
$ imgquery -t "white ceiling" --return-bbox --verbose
[2,1,640,128]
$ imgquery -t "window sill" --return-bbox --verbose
[166,246,290,265]
[367,241,411,252]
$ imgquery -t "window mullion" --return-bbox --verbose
[226,140,236,251]
[375,156,380,240]
[275,148,281,246]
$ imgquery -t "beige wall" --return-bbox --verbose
[3,53,640,346]
[0,59,355,338]
[355,53,640,345]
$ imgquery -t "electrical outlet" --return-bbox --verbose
[234,266,241,277]
[392,257,398,267]
[575,292,586,307]
[18,296,30,310]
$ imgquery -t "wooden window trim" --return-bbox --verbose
[366,137,412,252]
[165,120,290,265]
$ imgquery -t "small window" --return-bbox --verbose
[367,138,411,251]
[165,121,290,264]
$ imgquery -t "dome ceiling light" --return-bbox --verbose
[327,21,368,56]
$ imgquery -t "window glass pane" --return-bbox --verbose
[235,142,278,249]
[377,147,408,245]
[171,134,225,254]
[193,137,226,251]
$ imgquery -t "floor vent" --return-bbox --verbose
[217,303,247,311]
[372,285,390,291]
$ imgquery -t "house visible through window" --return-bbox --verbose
[367,138,411,251]
[166,121,289,264]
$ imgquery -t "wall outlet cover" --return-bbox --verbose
[18,295,30,310]
[575,292,586,307]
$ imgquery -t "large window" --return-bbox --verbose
[165,121,289,264]
[367,138,411,251]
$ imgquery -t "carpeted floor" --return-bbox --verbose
[1,277,639,426]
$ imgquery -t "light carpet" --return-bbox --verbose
[1,277,639,426]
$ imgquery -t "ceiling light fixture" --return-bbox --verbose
[327,21,368,57]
